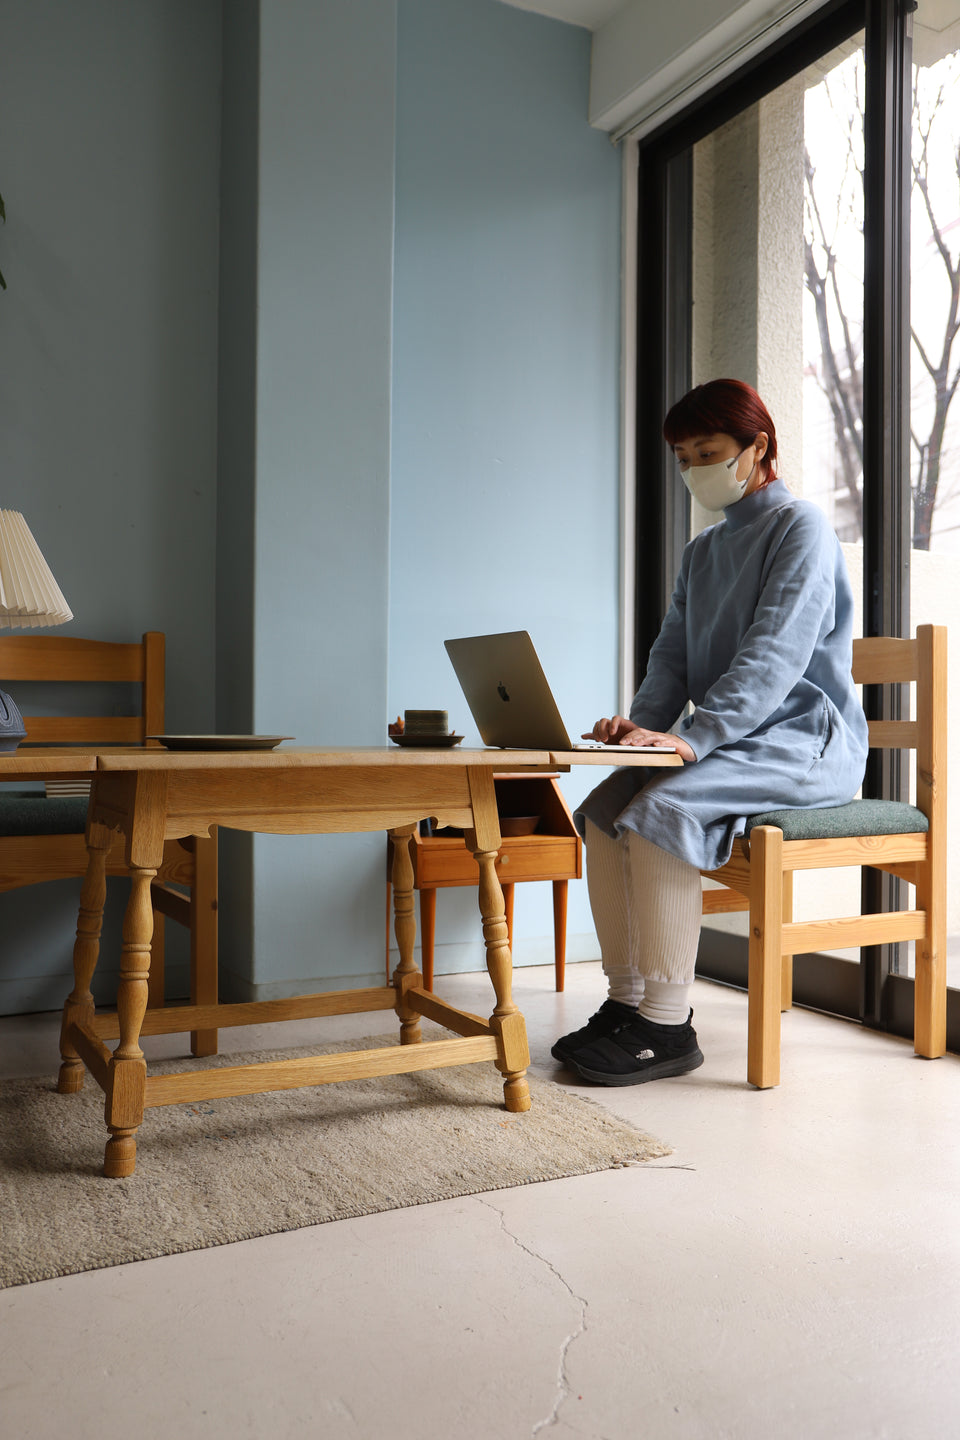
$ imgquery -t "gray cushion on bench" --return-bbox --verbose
[0,795,89,835]
[744,798,928,842]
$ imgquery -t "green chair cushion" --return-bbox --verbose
[744,798,928,842]
[0,794,89,836]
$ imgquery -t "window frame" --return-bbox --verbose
[630,0,943,1037]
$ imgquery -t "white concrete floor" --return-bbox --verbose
[3,963,960,1440]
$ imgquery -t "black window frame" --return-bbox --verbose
[632,0,929,1034]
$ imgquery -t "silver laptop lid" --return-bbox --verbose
[443,631,573,750]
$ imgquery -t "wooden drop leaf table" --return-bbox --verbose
[39,744,681,1177]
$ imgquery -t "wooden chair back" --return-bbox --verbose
[0,630,218,1055]
[702,624,947,1088]
[0,632,164,746]
[852,626,947,835]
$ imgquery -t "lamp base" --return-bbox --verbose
[0,688,27,751]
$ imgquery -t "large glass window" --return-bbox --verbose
[802,42,866,543]
[688,32,867,968]
[794,4,960,987]
[634,0,959,1036]
[909,0,960,986]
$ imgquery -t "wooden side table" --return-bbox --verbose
[386,773,581,992]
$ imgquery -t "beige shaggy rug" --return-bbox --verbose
[0,1032,670,1289]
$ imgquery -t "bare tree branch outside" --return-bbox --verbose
[803,49,960,550]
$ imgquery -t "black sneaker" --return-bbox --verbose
[573,1009,704,1086]
[550,998,639,1066]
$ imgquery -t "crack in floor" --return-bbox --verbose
[478,1197,590,1436]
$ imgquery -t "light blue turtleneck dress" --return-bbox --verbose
[576,478,870,870]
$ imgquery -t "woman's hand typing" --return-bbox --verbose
[582,714,637,744]
[581,716,695,763]
[625,728,696,762]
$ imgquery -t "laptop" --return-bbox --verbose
[443,630,675,752]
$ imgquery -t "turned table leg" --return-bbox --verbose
[94,768,169,1177]
[58,822,113,1095]
[466,769,531,1113]
[389,824,422,1045]
[102,863,157,1177]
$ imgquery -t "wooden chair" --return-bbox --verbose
[701,624,947,1088]
[0,632,219,1055]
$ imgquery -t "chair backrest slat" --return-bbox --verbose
[852,636,919,685]
[0,632,164,750]
[21,716,146,745]
[867,720,918,750]
[0,635,150,683]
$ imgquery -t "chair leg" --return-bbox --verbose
[419,887,436,992]
[780,870,794,1013]
[552,879,568,992]
[148,912,165,1008]
[189,830,219,1057]
[502,882,515,949]
[385,880,392,982]
[747,826,783,1089]
[914,858,947,1059]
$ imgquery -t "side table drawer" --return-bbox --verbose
[415,838,482,887]
[414,835,580,888]
[493,837,579,882]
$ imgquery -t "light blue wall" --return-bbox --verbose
[0,0,622,1012]
[219,0,622,998]
[249,0,396,998]
[388,0,622,973]
[0,0,222,1013]
[215,0,260,980]
[0,0,220,708]
[254,0,395,750]
[215,0,398,999]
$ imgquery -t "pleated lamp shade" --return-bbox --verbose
[0,509,72,629]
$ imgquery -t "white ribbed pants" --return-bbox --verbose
[585,819,702,1016]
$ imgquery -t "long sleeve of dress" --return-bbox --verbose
[680,504,838,761]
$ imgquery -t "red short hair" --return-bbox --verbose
[663,379,778,482]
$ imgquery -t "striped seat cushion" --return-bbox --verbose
[744,798,928,842]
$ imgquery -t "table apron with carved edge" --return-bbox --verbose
[57,754,557,1178]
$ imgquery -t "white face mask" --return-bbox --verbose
[679,451,754,511]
